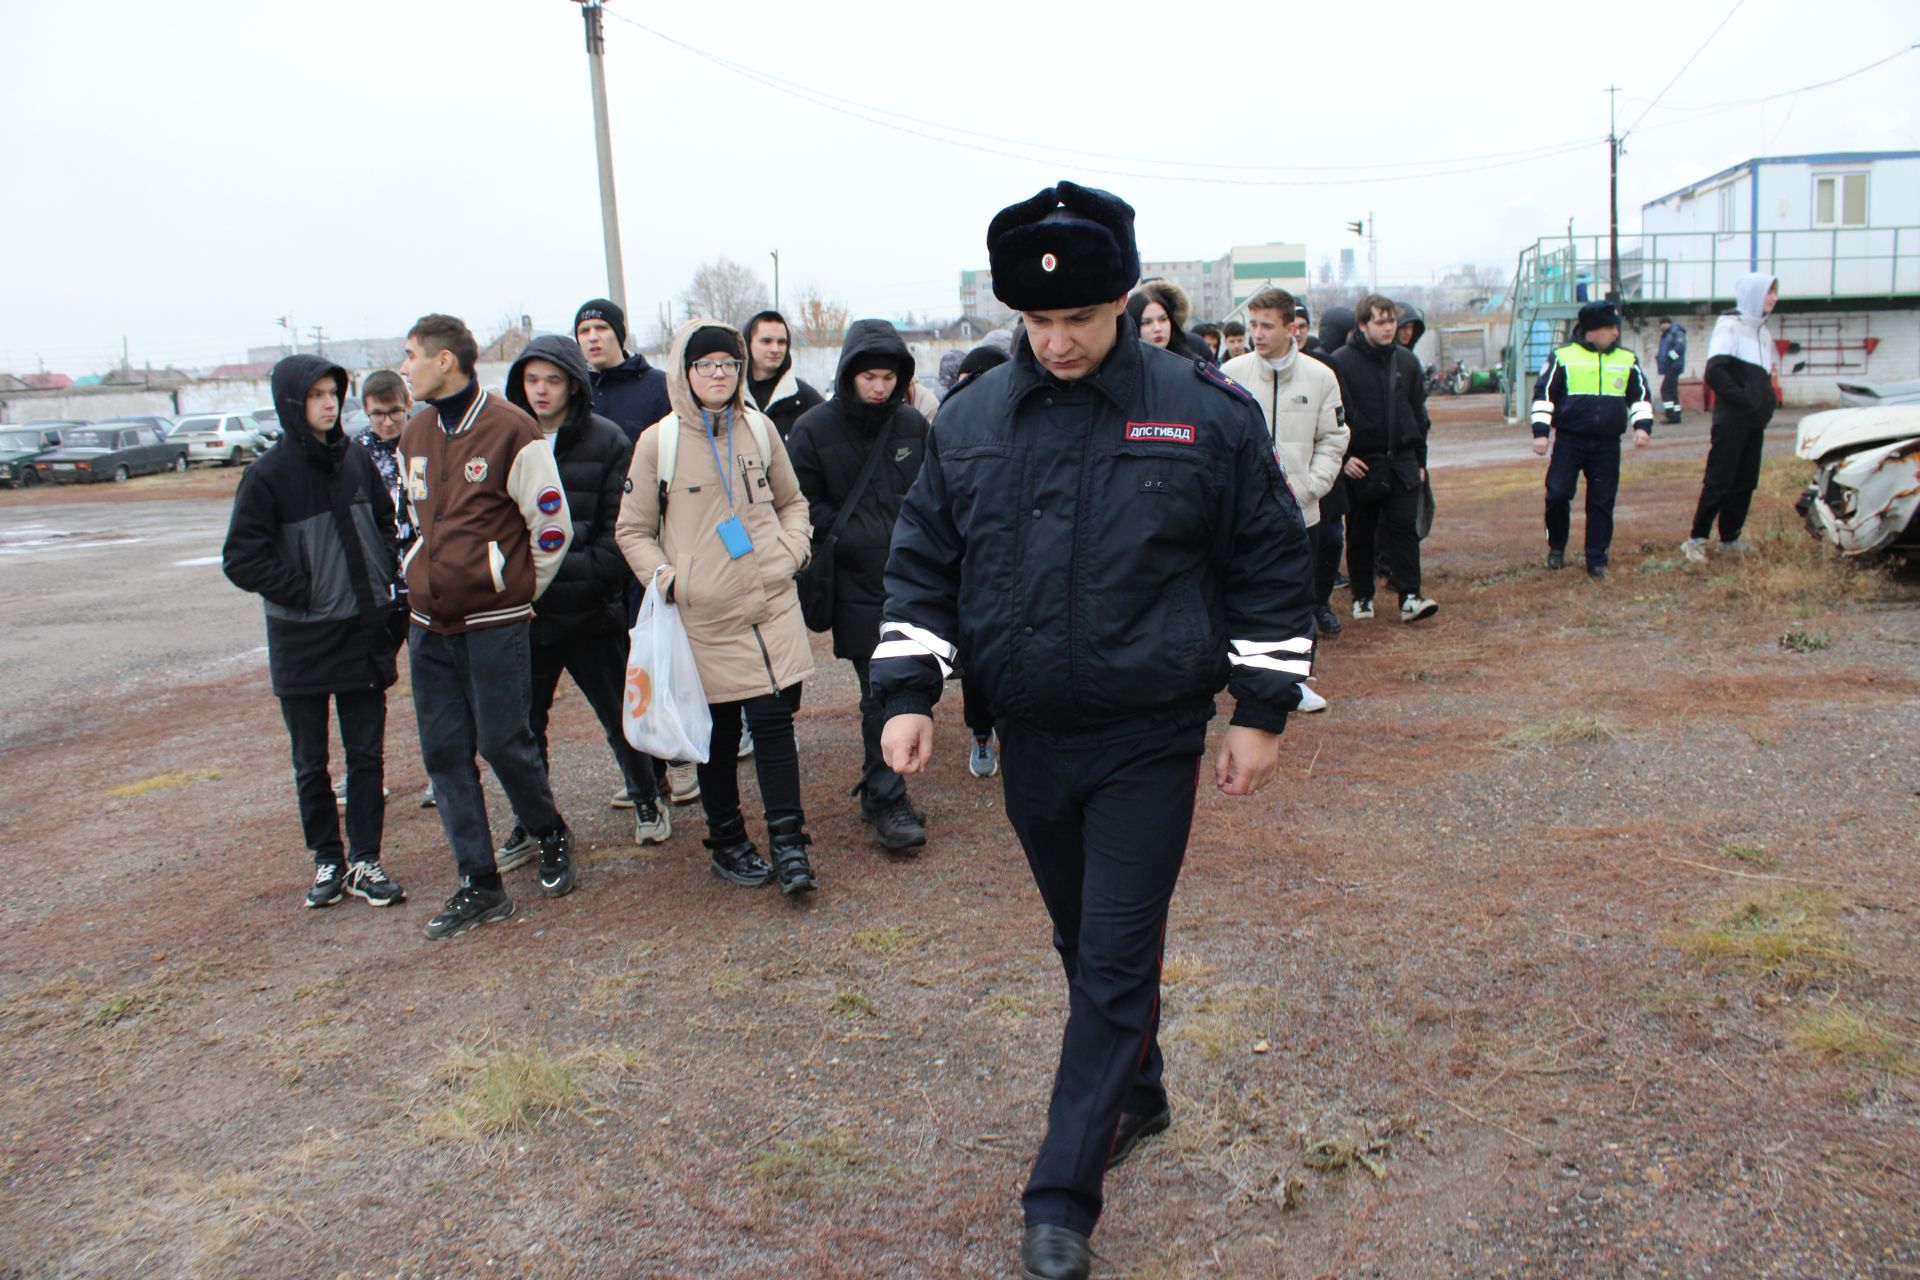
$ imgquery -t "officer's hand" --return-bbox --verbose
[1633,428,1651,449]
[881,714,934,775]
[1342,456,1369,480]
[1532,436,1550,457]
[1215,726,1281,796]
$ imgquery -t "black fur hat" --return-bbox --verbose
[1576,300,1622,334]
[987,181,1140,311]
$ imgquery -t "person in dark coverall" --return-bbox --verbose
[1655,316,1687,424]
[870,181,1318,1280]
[1531,301,1653,577]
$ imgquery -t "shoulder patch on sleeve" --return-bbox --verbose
[1195,361,1255,405]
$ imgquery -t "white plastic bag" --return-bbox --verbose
[622,568,712,763]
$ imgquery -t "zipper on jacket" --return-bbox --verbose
[751,624,780,696]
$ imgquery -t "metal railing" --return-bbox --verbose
[1500,226,1920,416]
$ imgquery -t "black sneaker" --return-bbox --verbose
[344,859,405,907]
[864,799,927,854]
[495,825,538,874]
[1546,548,1565,570]
[1588,563,1609,579]
[305,862,345,909]
[538,827,575,898]
[422,880,514,940]
[705,817,772,887]
[1314,604,1343,636]
[768,817,817,896]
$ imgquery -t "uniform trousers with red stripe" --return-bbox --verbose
[998,717,1205,1235]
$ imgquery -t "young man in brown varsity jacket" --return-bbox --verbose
[397,314,576,939]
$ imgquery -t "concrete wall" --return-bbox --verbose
[1612,305,1919,408]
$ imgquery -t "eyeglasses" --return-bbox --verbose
[690,359,742,377]
[367,407,409,421]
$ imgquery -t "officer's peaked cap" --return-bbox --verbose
[987,181,1140,312]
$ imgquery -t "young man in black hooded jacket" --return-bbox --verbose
[787,319,931,852]
[223,354,405,910]
[743,310,825,441]
[502,334,671,860]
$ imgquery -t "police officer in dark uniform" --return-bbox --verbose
[1530,299,1654,578]
[870,182,1318,1280]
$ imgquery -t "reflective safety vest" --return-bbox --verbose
[1553,342,1638,397]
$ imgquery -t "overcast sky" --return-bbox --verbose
[2,0,1915,372]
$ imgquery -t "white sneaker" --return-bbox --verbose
[1352,599,1375,621]
[1297,686,1328,714]
[737,723,755,759]
[633,800,672,846]
[1399,594,1439,623]
[665,762,700,805]
[610,788,635,810]
[1680,536,1709,564]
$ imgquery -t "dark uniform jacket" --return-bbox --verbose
[1328,327,1429,490]
[505,335,635,645]
[787,320,930,661]
[590,350,672,445]
[1657,322,1688,375]
[871,316,1317,740]
[222,355,399,698]
[1530,339,1654,439]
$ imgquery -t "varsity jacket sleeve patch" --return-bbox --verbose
[870,429,962,721]
[507,438,571,599]
[1219,407,1317,734]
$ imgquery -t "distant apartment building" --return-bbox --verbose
[959,241,1310,327]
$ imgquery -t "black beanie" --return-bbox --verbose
[957,344,1010,378]
[1576,300,1622,334]
[684,326,744,367]
[574,298,627,349]
[987,180,1140,311]
[846,351,903,379]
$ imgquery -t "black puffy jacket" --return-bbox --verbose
[222,355,398,697]
[590,350,672,445]
[1328,326,1429,488]
[506,334,636,644]
[787,319,929,660]
[872,315,1317,739]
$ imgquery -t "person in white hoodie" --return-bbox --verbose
[1223,287,1348,712]
[1682,272,1779,562]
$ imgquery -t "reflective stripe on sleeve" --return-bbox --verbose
[872,620,956,677]
[1229,636,1313,677]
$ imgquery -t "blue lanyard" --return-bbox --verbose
[702,407,735,509]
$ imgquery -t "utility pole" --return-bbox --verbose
[769,249,780,314]
[1607,85,1621,304]
[311,325,327,356]
[1368,210,1378,292]
[575,1,627,313]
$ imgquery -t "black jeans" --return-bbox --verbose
[529,629,658,805]
[1690,421,1767,542]
[960,677,995,738]
[409,622,565,882]
[279,689,386,865]
[1000,719,1204,1237]
[1345,475,1422,600]
[850,656,908,809]
[699,683,805,828]
[1309,517,1343,609]
[1544,433,1622,569]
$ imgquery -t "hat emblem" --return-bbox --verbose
[1040,252,1058,273]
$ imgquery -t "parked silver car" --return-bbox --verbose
[171,414,265,466]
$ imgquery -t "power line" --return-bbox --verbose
[1622,41,1918,117]
[1620,0,1747,142]
[601,9,1605,186]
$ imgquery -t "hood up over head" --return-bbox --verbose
[1708,272,1778,370]
[270,353,349,466]
[743,309,795,386]
[506,334,596,434]
[833,318,916,429]
[1393,301,1427,349]
[1318,304,1356,353]
[665,319,752,426]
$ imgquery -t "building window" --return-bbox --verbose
[1716,184,1736,236]
[1814,172,1868,228]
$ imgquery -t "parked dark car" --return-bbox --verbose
[0,426,58,488]
[19,419,84,448]
[32,424,186,484]
[97,414,177,440]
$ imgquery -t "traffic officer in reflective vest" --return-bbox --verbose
[1531,299,1654,578]
[871,181,1318,1280]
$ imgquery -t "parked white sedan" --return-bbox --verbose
[171,414,266,466]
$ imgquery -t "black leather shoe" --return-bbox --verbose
[1546,548,1565,570]
[705,814,771,887]
[863,799,927,854]
[1314,604,1343,636]
[1588,563,1609,579]
[1020,1224,1090,1280]
[1107,1105,1172,1169]
[768,816,818,896]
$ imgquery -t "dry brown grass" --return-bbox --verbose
[1791,1003,1918,1078]
[746,1129,884,1202]
[1498,713,1629,748]
[422,1039,643,1145]
[1676,888,1857,984]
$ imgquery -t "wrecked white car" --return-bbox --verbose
[1795,406,1920,558]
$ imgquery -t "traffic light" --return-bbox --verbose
[1346,219,1365,237]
